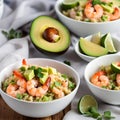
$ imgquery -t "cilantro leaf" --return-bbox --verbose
[34,68,44,78]
[92,0,101,5]
[2,28,23,40]
[63,60,71,66]
[103,111,115,119]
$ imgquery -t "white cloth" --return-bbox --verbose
[0,0,55,71]
[0,0,120,119]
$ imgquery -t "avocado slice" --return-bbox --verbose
[39,72,48,84]
[30,16,71,54]
[79,38,108,57]
[24,69,35,80]
[111,62,120,73]
[48,67,57,74]
[101,4,114,13]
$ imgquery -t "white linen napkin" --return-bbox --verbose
[0,0,55,71]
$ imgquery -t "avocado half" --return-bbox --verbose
[30,16,71,54]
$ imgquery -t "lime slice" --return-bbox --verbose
[79,37,108,57]
[78,95,98,114]
[91,32,101,45]
[111,62,120,73]
[101,33,117,53]
[61,0,79,10]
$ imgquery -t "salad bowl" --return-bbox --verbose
[0,58,80,118]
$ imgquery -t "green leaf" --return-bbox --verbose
[2,28,23,40]
[63,60,71,66]
[37,72,43,78]
[92,0,101,5]
[28,66,36,70]
[103,111,115,119]
[10,79,16,85]
[84,111,93,117]
[34,67,44,78]
[54,81,61,87]
[16,93,23,99]
[68,80,75,89]
[88,107,100,118]
[61,74,68,79]
[88,106,98,113]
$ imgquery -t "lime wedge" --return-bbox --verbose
[91,32,101,45]
[78,95,98,114]
[101,33,117,53]
[111,62,120,73]
[79,37,108,57]
[61,0,79,10]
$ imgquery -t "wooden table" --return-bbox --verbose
[0,95,71,120]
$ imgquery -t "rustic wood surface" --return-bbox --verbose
[0,95,71,120]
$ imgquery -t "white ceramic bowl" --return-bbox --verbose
[55,0,120,37]
[74,34,120,62]
[0,58,80,118]
[84,54,120,105]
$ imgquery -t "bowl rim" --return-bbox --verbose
[55,0,120,24]
[0,58,80,104]
[84,54,120,93]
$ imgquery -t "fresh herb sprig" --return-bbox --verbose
[34,68,44,78]
[2,28,23,40]
[92,0,102,5]
[63,60,71,66]
[84,106,115,120]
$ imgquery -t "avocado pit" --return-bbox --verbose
[43,27,60,43]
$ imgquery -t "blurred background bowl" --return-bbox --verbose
[0,58,80,118]
[55,0,120,37]
[84,54,120,105]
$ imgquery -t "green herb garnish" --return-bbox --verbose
[2,28,23,40]
[34,67,44,78]
[16,93,23,99]
[84,106,115,120]
[63,60,71,66]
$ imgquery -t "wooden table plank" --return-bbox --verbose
[0,95,71,120]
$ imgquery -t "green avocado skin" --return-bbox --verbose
[33,44,69,56]
[29,15,71,54]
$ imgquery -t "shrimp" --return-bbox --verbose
[116,74,120,86]
[90,71,109,87]
[84,1,103,21]
[109,7,120,21]
[22,59,27,65]
[62,79,68,88]
[13,70,25,80]
[52,87,64,98]
[27,77,51,97]
[6,79,27,98]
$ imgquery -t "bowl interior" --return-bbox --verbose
[0,58,80,98]
[84,54,120,86]
[55,0,120,37]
